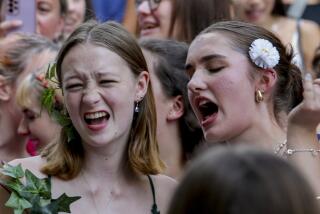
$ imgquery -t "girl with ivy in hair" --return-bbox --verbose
[0,33,58,163]
[16,65,63,156]
[0,21,176,214]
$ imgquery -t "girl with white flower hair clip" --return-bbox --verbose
[186,20,320,196]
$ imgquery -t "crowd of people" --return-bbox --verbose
[0,0,320,213]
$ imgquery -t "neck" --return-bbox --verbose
[228,104,287,152]
[80,138,132,183]
[157,121,183,179]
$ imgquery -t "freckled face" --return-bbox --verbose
[186,33,257,143]
[61,44,142,148]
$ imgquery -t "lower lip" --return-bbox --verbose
[201,113,218,129]
[86,121,107,131]
[140,27,159,37]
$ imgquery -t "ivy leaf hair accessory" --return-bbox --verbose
[40,63,76,143]
[249,39,280,69]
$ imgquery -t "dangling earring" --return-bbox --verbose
[134,101,140,113]
[255,90,264,103]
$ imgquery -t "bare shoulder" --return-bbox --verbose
[300,19,320,34]
[8,155,47,178]
[149,174,177,213]
[151,174,177,190]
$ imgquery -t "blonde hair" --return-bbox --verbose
[16,66,63,111]
[41,21,164,180]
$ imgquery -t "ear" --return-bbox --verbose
[167,95,184,121]
[255,68,277,93]
[135,71,149,101]
[0,75,12,101]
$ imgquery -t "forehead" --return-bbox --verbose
[61,43,130,77]
[187,33,234,61]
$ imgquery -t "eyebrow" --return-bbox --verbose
[185,54,226,70]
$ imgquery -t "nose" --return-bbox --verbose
[82,87,101,106]
[187,70,207,93]
[137,1,152,15]
[17,117,30,136]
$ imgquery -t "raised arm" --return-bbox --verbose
[287,73,320,195]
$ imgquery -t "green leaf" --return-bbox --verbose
[0,178,24,194]
[52,110,71,127]
[48,63,57,80]
[22,170,51,200]
[41,88,55,115]
[45,63,57,81]
[0,144,81,213]
[5,192,32,211]
[50,193,81,213]
[0,164,24,179]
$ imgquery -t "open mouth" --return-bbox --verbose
[84,111,110,125]
[196,99,219,127]
[140,22,159,34]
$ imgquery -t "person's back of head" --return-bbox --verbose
[168,144,320,214]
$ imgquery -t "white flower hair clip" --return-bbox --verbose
[249,39,280,69]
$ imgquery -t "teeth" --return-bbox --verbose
[85,112,107,120]
[199,100,209,106]
[142,23,156,29]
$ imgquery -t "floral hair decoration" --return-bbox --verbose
[249,39,280,69]
[40,63,76,142]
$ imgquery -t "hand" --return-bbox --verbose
[288,73,320,131]
[0,20,22,38]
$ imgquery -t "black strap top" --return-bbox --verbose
[49,175,160,213]
[147,175,160,214]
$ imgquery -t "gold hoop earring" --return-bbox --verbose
[255,90,264,103]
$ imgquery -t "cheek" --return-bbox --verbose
[208,75,237,99]
[64,93,80,118]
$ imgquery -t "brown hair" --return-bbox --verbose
[59,0,68,16]
[169,0,232,43]
[41,20,164,180]
[168,145,320,214]
[200,21,303,123]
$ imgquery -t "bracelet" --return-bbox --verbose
[286,148,320,156]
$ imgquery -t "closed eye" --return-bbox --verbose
[23,109,40,121]
[99,80,116,85]
[208,66,224,73]
[65,83,83,91]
